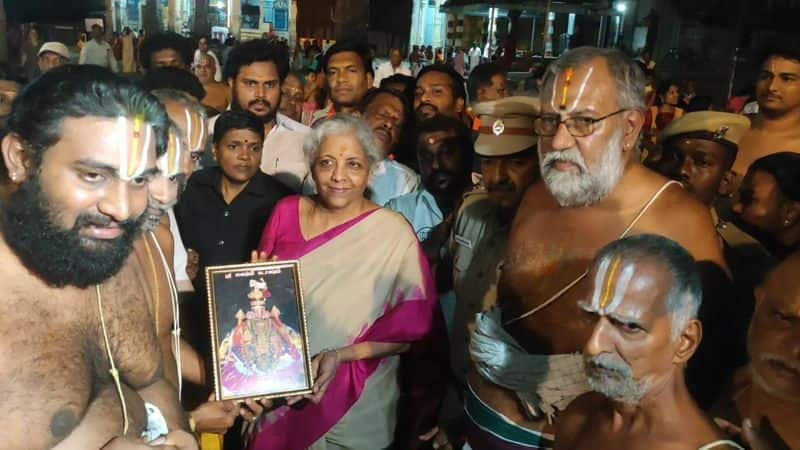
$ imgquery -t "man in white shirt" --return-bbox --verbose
[78,24,117,72]
[373,48,412,87]
[208,39,309,192]
[468,42,482,72]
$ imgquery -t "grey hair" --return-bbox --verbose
[303,114,383,169]
[542,46,646,111]
[151,88,207,119]
[594,234,702,339]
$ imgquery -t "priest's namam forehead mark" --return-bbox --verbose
[585,254,636,315]
[158,130,183,177]
[118,115,153,182]
[560,67,575,109]
[550,66,596,114]
[184,109,205,152]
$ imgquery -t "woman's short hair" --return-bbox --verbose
[212,110,264,145]
[303,114,382,168]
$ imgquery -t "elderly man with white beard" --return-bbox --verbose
[554,235,743,450]
[464,47,731,450]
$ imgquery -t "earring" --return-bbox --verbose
[785,219,792,226]
[9,173,16,182]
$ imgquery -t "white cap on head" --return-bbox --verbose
[38,42,70,59]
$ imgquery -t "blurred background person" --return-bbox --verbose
[195,52,230,114]
[733,152,800,259]
[279,71,305,123]
[21,26,41,81]
[193,36,222,82]
[121,27,136,74]
[36,42,70,74]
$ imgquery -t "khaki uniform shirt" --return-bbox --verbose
[448,191,508,385]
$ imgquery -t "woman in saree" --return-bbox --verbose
[249,114,439,450]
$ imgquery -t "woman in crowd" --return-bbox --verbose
[733,152,800,260]
[250,114,438,450]
[279,71,305,123]
[649,80,685,132]
[21,27,41,81]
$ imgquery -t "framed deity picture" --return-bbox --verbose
[205,261,313,401]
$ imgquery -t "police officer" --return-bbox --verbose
[438,97,541,440]
[657,111,775,368]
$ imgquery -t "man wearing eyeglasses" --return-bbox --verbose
[465,47,731,450]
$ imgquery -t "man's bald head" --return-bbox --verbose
[749,252,800,401]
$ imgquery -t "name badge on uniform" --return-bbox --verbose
[455,234,473,249]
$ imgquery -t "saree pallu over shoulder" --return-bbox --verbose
[251,200,438,450]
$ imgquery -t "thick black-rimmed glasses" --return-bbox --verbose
[534,109,628,137]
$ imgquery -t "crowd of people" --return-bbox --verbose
[0,23,798,450]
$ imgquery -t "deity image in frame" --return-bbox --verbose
[206,261,313,401]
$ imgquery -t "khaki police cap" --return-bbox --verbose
[474,96,540,157]
[659,111,750,148]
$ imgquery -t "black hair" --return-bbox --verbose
[223,39,289,83]
[415,114,474,170]
[139,32,194,71]
[322,40,374,77]
[212,110,265,145]
[657,79,680,97]
[359,88,412,133]
[379,73,415,105]
[685,96,713,113]
[748,152,800,202]
[139,67,206,101]
[5,65,170,172]
[416,64,467,101]
[467,62,506,101]
[758,40,800,66]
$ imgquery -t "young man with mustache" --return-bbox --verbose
[386,115,473,244]
[310,40,374,127]
[555,235,742,450]
[414,64,467,123]
[212,39,309,192]
[732,45,800,186]
[466,47,729,450]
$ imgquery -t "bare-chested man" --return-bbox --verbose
[732,45,800,183]
[555,234,742,450]
[713,251,800,449]
[137,91,265,437]
[466,47,728,449]
[0,65,195,449]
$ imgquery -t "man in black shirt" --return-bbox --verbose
[175,110,291,291]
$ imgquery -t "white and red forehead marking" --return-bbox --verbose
[583,254,637,315]
[157,131,184,178]
[117,116,153,182]
[549,66,595,114]
[184,109,206,152]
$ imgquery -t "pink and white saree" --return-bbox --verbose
[250,196,438,450]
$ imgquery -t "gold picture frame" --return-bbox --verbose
[205,260,313,401]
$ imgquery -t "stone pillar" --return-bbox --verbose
[230,0,242,39]
[289,0,298,50]
[167,0,177,31]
